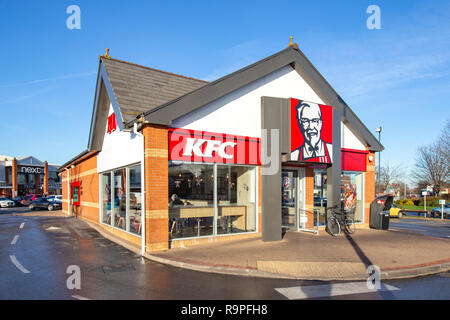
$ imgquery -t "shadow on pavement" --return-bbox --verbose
[343,231,397,300]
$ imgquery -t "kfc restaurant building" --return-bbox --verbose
[59,43,383,253]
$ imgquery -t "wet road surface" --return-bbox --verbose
[1,209,449,300]
[390,218,450,239]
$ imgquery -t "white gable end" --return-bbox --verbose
[172,65,325,138]
[173,65,369,151]
[97,103,143,173]
[341,121,367,150]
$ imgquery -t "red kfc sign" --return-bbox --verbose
[107,113,117,134]
[290,98,333,164]
[169,128,260,165]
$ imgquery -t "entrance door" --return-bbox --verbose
[281,170,298,230]
[281,168,305,230]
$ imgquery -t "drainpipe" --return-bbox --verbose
[133,122,146,256]
[65,168,70,217]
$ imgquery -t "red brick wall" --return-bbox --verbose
[61,153,99,223]
[143,123,169,252]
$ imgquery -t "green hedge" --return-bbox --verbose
[417,196,441,207]
[394,199,414,206]
[395,197,443,207]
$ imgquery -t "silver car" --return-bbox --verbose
[0,197,15,208]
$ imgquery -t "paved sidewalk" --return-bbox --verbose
[150,227,450,280]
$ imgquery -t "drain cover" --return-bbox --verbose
[101,264,135,273]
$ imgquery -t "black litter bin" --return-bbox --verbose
[369,195,393,230]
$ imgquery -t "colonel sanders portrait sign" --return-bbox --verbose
[290,98,333,163]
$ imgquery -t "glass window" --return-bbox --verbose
[168,162,257,240]
[128,165,142,235]
[313,170,327,226]
[18,173,26,185]
[217,165,256,235]
[169,162,214,239]
[113,169,127,230]
[341,172,364,223]
[100,164,143,236]
[101,173,111,225]
[29,174,35,185]
[48,171,60,183]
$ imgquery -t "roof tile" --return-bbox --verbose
[101,57,207,123]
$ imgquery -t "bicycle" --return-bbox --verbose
[326,205,356,236]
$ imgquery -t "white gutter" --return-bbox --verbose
[65,168,70,217]
[133,123,146,256]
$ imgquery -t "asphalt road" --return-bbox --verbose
[390,217,450,239]
[1,207,449,300]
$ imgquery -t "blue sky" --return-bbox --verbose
[0,0,449,185]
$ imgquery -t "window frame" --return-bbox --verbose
[99,162,142,237]
[169,160,259,240]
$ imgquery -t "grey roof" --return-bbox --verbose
[129,46,383,152]
[101,57,208,124]
[57,149,90,172]
[86,46,383,153]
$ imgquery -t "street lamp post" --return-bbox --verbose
[376,126,382,195]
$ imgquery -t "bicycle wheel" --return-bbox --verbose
[327,217,341,236]
[345,217,355,234]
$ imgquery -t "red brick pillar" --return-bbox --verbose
[304,167,315,229]
[143,123,169,252]
[365,150,376,225]
[12,158,18,197]
[43,161,48,195]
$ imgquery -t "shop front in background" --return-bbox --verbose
[168,128,260,241]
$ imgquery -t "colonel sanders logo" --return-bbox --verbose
[290,99,333,163]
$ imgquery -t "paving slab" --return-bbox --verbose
[152,228,450,280]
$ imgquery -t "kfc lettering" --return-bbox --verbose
[169,128,260,165]
[182,138,236,159]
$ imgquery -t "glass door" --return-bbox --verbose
[281,170,297,230]
[297,168,306,229]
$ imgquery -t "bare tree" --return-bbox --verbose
[412,141,449,194]
[439,119,450,171]
[376,162,403,193]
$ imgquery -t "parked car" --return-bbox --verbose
[314,196,327,208]
[21,194,42,206]
[46,195,62,204]
[29,197,61,211]
[430,204,450,218]
[389,204,403,218]
[13,196,30,206]
[0,197,15,208]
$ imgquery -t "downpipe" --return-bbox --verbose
[133,122,146,256]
